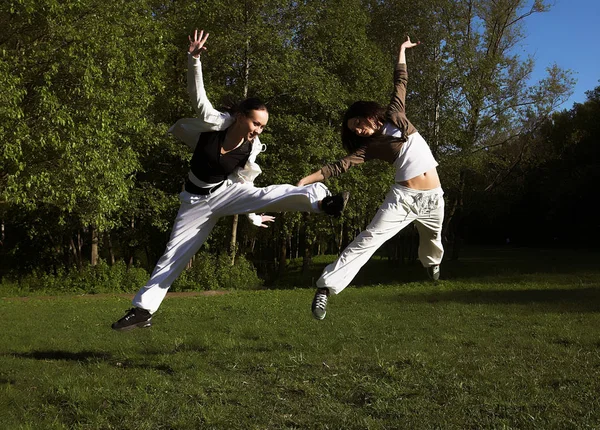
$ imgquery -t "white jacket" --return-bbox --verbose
[168,54,265,226]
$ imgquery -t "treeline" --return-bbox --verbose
[1,0,593,285]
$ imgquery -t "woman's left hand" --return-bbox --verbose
[259,214,276,228]
[401,35,420,50]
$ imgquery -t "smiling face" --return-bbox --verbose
[347,116,380,137]
[236,109,269,141]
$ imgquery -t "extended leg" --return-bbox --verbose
[132,199,218,313]
[112,195,218,331]
[414,194,444,280]
[213,182,333,216]
[317,195,417,295]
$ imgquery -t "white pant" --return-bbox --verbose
[134,181,330,313]
[317,184,444,295]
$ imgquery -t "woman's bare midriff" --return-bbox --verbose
[399,168,441,190]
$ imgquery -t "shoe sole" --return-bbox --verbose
[312,312,326,321]
[112,320,152,332]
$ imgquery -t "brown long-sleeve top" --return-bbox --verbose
[321,63,418,179]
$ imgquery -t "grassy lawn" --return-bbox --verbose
[1,247,599,429]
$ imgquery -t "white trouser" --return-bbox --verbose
[317,184,444,295]
[133,181,330,313]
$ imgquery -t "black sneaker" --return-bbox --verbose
[426,265,440,281]
[111,307,152,331]
[321,191,350,217]
[311,288,329,320]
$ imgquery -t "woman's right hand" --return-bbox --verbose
[297,170,325,187]
[188,29,209,57]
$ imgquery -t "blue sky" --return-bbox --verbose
[522,0,600,110]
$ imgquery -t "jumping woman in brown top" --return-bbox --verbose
[298,36,445,320]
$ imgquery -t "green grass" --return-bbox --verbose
[1,248,600,429]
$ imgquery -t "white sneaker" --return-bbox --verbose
[427,265,440,281]
[311,288,329,320]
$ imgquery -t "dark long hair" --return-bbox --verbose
[341,101,387,153]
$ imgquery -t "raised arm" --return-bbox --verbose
[388,36,420,116]
[186,29,229,127]
[188,29,209,58]
[397,35,420,65]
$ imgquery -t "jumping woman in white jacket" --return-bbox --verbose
[112,30,347,331]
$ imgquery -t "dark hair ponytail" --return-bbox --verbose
[221,97,268,117]
[236,97,267,116]
[341,101,387,153]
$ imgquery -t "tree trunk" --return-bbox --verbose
[0,219,4,281]
[302,241,313,274]
[90,224,99,266]
[127,217,135,269]
[71,230,83,271]
[431,44,441,159]
[106,232,115,265]
[230,215,239,265]
[443,170,465,260]
[230,24,252,266]
[278,234,288,277]
[301,214,313,274]
[70,238,78,268]
[337,221,344,254]
[295,222,301,259]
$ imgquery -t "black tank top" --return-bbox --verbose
[189,129,251,183]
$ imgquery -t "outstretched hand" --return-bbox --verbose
[400,35,420,50]
[258,214,276,228]
[188,29,209,57]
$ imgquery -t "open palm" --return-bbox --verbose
[188,29,209,57]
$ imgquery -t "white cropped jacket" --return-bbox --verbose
[168,54,265,226]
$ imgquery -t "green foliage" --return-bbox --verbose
[0,252,263,296]
[216,253,263,290]
[1,0,166,225]
[172,252,263,292]
[1,260,149,296]
[172,252,220,292]
[0,0,173,275]
[0,0,581,279]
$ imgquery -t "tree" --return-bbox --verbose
[368,0,573,256]
[0,0,167,268]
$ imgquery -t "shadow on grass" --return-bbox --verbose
[386,286,600,313]
[4,350,178,374]
[274,247,600,288]
[9,350,113,362]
